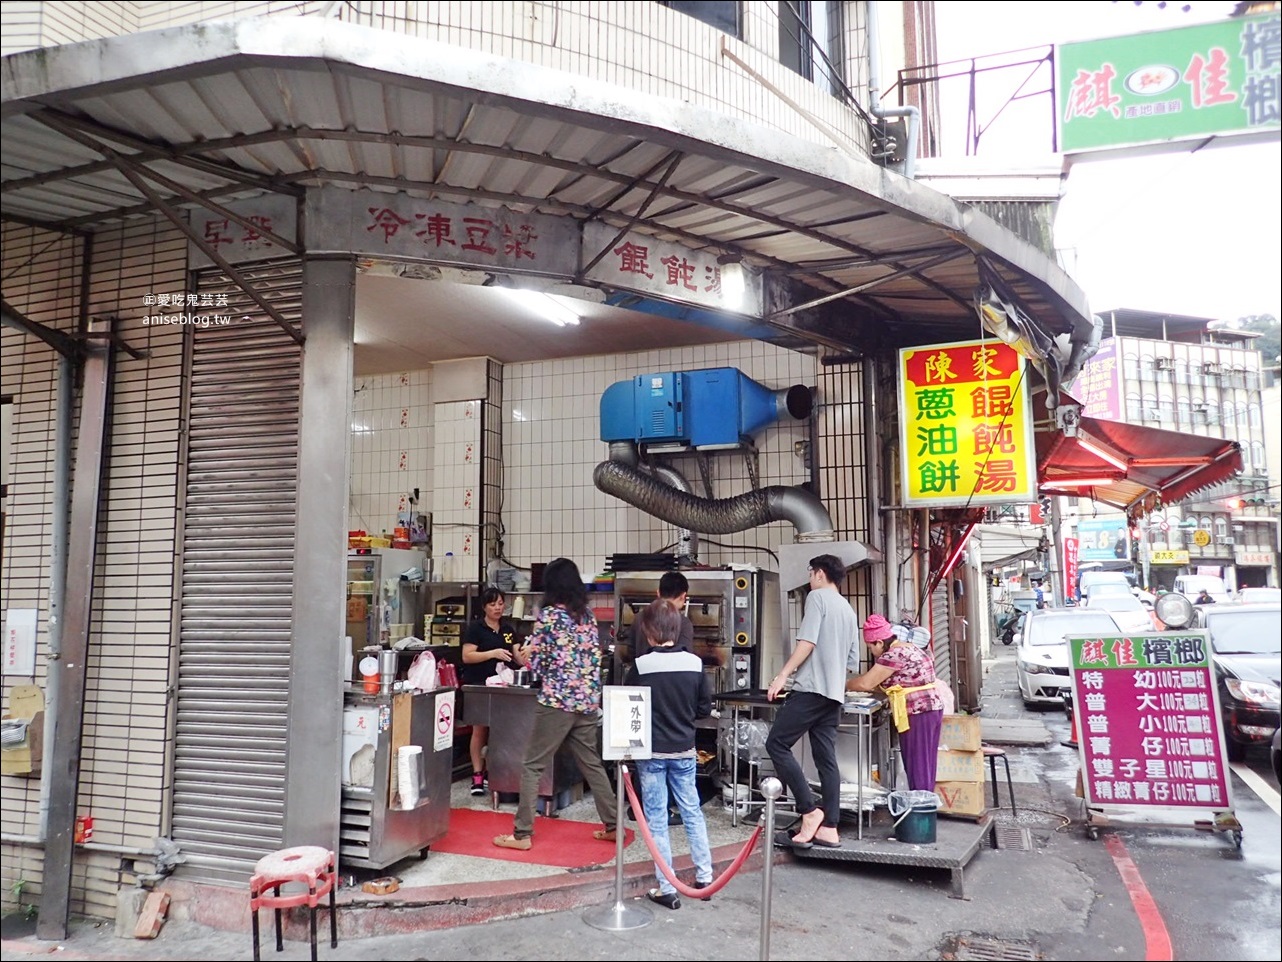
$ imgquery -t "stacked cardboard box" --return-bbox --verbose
[935,714,987,816]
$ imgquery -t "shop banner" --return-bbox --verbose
[1069,631,1232,812]
[1056,13,1282,154]
[1073,338,1122,419]
[582,223,764,316]
[897,339,1035,507]
[1077,517,1131,563]
[1064,538,1079,600]
[189,194,298,268]
[308,187,580,276]
[1152,549,1191,565]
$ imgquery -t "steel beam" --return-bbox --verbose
[36,315,115,942]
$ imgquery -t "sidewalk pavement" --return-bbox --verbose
[2,645,1092,962]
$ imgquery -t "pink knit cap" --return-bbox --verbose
[862,614,894,643]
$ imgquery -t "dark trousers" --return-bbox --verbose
[764,691,842,828]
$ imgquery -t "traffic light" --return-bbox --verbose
[1224,497,1245,511]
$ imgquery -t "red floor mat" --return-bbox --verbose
[433,808,633,868]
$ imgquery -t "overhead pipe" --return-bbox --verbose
[594,451,835,539]
[605,442,701,560]
[868,1,921,179]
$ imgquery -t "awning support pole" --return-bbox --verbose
[36,315,115,942]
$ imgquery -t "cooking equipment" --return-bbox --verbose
[611,568,781,692]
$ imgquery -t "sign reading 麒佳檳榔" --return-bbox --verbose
[1056,13,1281,154]
[897,339,1036,508]
[1069,632,1232,813]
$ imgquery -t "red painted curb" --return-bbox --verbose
[1103,833,1173,962]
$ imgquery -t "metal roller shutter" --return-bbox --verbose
[171,262,302,884]
[931,582,951,690]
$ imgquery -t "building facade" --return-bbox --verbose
[1,1,1093,928]
[1069,309,1277,591]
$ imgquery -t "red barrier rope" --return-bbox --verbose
[621,763,763,900]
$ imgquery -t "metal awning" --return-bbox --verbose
[1,15,1092,350]
[973,524,1046,571]
[1036,412,1243,519]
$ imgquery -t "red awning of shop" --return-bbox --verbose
[1035,407,1243,519]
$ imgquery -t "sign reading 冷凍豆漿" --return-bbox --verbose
[897,339,1036,507]
[1069,632,1232,813]
[1056,13,1281,154]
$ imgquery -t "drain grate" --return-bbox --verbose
[991,823,1032,851]
[953,936,1040,960]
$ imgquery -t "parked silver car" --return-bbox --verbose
[1016,608,1122,707]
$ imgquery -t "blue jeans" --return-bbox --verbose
[636,757,712,896]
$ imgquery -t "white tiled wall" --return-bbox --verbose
[431,399,483,579]
[349,369,434,537]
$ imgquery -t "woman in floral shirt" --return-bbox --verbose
[847,614,945,792]
[494,558,620,850]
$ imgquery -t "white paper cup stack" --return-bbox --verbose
[397,745,423,808]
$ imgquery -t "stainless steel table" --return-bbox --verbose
[461,685,582,813]
[714,690,889,839]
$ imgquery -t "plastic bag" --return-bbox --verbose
[718,718,771,761]
[406,650,437,691]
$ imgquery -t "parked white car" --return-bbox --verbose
[1083,592,1155,633]
[1016,609,1122,707]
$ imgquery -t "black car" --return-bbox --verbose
[1199,604,1282,762]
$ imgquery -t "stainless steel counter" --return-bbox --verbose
[340,687,453,869]
[461,685,583,811]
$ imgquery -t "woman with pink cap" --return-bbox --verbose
[847,614,944,793]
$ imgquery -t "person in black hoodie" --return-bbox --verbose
[626,600,713,911]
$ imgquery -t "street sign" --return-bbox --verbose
[1069,631,1233,815]
[1193,529,1212,547]
[601,686,651,761]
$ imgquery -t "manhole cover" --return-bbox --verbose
[990,824,1032,851]
[952,936,1040,960]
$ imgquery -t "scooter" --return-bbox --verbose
[996,610,1020,646]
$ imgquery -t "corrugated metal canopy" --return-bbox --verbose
[1,16,1092,349]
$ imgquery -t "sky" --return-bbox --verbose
[931,0,1281,324]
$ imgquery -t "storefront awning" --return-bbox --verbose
[1036,410,1243,519]
[973,524,1046,571]
[1,15,1092,354]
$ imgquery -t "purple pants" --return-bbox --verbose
[900,709,944,792]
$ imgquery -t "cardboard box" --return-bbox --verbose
[936,780,987,816]
[1,686,45,777]
[935,747,985,782]
[940,713,982,752]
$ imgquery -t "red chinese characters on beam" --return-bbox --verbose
[610,241,724,295]
[365,207,540,260]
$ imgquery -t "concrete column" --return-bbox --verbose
[284,255,354,850]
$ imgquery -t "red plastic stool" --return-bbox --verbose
[249,846,338,962]
[982,745,1017,816]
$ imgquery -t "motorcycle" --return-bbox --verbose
[996,610,1021,646]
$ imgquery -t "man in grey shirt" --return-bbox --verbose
[765,553,858,848]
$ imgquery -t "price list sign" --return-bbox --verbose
[1069,632,1232,812]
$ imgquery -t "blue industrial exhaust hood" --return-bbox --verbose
[600,367,811,450]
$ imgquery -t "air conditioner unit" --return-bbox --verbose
[1154,357,1173,370]
[1203,363,1222,375]
[1216,537,1235,546]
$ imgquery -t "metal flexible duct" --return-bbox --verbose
[594,457,834,538]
